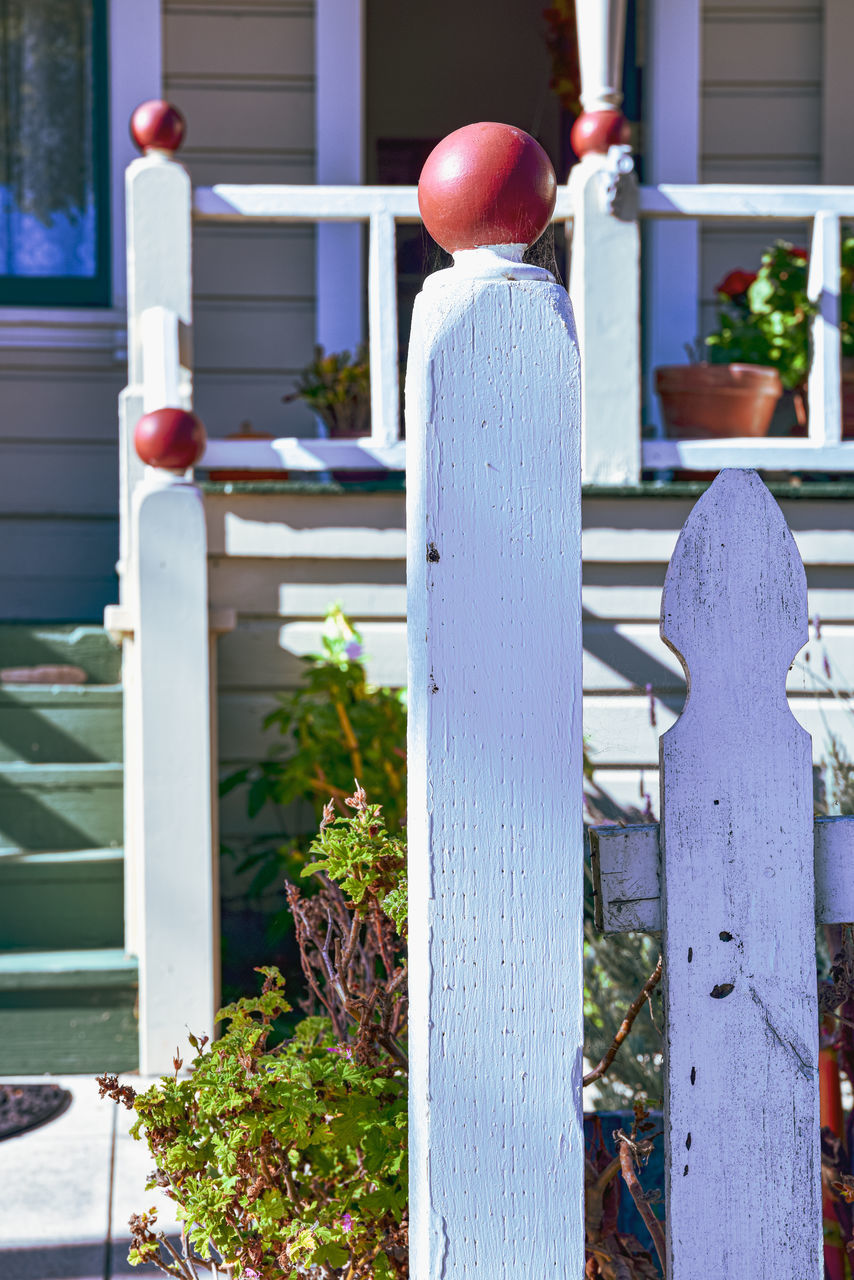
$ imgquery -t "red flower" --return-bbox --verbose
[716,269,757,298]
[790,246,808,260]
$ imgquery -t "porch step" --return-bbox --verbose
[0,762,123,851]
[0,949,138,1073]
[0,684,122,763]
[0,624,121,684]
[0,849,124,951]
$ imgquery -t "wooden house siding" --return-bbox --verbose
[0,0,319,623]
[699,0,823,337]
[209,488,854,866]
[0,0,846,622]
[163,0,319,442]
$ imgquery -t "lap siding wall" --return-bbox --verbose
[209,486,854,853]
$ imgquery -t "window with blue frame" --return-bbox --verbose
[0,0,110,307]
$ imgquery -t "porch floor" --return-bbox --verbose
[0,1074,178,1279]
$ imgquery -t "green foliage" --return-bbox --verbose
[283,346,370,437]
[222,608,406,903]
[101,794,408,1279]
[705,241,816,390]
[306,790,408,937]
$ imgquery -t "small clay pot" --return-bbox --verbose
[841,358,854,439]
[655,363,783,439]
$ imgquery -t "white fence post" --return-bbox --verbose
[108,102,219,1072]
[568,148,641,484]
[120,102,193,596]
[407,124,585,1279]
[128,411,217,1074]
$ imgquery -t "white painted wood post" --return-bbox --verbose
[406,178,585,1275]
[108,108,218,1071]
[127,463,217,1073]
[121,144,192,595]
[661,469,821,1278]
[568,148,641,483]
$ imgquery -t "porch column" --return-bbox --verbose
[569,0,641,483]
[315,0,365,354]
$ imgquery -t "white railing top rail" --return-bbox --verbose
[639,184,854,219]
[188,175,854,477]
[191,184,573,472]
[192,183,575,223]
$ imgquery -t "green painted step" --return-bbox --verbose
[0,948,138,1073]
[0,685,122,763]
[0,624,121,684]
[0,849,124,951]
[0,763,123,851]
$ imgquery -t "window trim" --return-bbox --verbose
[0,0,161,349]
[0,0,112,309]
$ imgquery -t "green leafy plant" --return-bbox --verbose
[704,241,816,390]
[283,346,370,438]
[101,777,669,1278]
[222,608,406,905]
[99,785,408,1280]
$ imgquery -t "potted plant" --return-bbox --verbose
[284,345,377,483]
[283,345,370,440]
[655,241,816,439]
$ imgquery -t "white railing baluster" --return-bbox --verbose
[368,207,400,447]
[807,211,842,446]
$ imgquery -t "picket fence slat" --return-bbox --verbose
[659,470,821,1279]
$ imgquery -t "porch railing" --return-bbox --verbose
[115,123,854,1070]
[638,182,854,474]
[191,166,854,484]
[192,182,573,473]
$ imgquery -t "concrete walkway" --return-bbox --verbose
[0,1075,179,1280]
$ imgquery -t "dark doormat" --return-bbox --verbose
[0,1083,72,1140]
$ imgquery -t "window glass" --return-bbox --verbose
[0,0,109,305]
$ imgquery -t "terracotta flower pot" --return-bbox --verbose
[841,358,854,439]
[655,363,783,439]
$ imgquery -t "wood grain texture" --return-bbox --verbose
[659,469,821,1279]
[406,261,584,1278]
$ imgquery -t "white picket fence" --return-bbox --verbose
[110,116,854,1276]
[590,469,854,1277]
[402,188,853,1275]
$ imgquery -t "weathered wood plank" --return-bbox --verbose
[659,469,821,1279]
[590,824,662,932]
[591,815,854,933]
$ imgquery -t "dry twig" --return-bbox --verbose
[584,956,663,1088]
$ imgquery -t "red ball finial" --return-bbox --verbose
[135,408,206,470]
[570,110,631,159]
[130,100,186,154]
[418,123,557,254]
